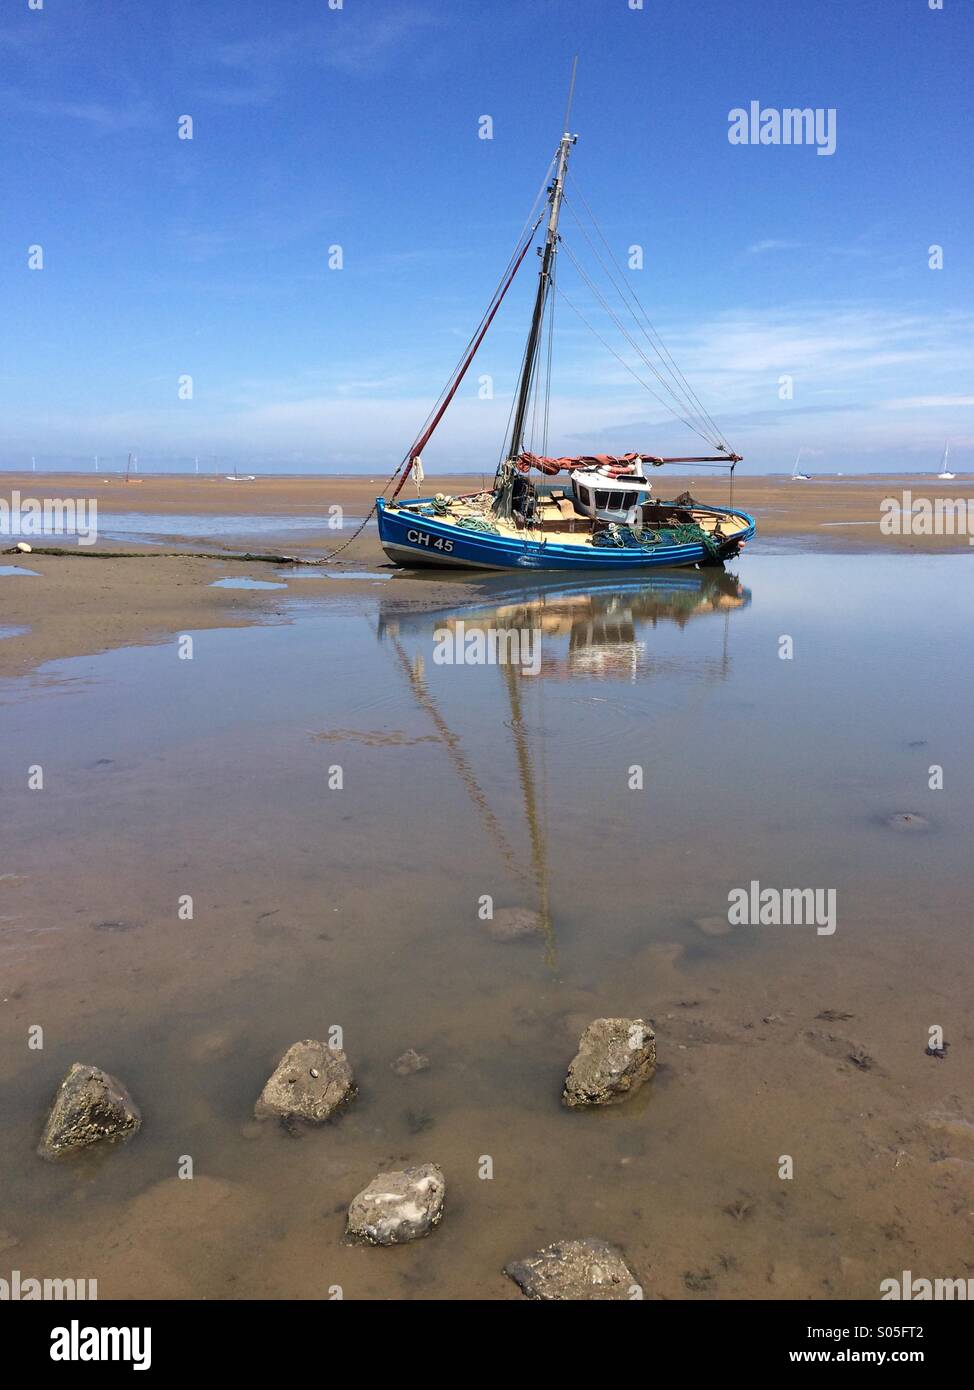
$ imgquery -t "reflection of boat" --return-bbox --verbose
[936,441,955,481]
[372,570,748,962]
[379,570,749,683]
[375,62,754,572]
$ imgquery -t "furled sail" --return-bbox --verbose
[515,451,739,476]
[516,452,653,476]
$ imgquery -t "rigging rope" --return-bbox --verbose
[562,200,715,439]
[322,202,548,561]
[559,236,722,450]
[554,281,719,447]
[565,173,730,450]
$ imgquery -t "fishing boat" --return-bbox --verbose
[936,442,955,481]
[375,64,754,573]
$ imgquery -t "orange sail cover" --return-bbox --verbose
[515,451,649,477]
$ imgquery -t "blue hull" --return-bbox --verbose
[376,497,755,572]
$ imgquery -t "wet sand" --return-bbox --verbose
[1,480,972,1302]
[0,552,475,678]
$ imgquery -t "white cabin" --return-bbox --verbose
[569,465,651,523]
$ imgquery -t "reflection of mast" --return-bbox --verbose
[501,660,554,962]
[385,628,527,883]
[720,606,730,677]
[378,618,555,959]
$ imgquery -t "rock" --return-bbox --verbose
[885,812,929,832]
[38,1063,141,1159]
[391,1049,430,1076]
[184,1025,242,1063]
[484,907,544,942]
[694,914,732,937]
[254,1039,355,1123]
[505,1238,639,1300]
[563,1018,656,1107]
[346,1163,445,1245]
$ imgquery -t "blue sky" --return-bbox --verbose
[1,0,971,474]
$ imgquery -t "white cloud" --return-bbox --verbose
[4,304,972,473]
[881,395,974,410]
[746,239,803,254]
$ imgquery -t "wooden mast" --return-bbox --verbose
[502,59,577,477]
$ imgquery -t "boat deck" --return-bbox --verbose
[408,492,751,549]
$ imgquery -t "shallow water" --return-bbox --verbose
[210,578,289,591]
[0,566,40,577]
[0,553,971,1300]
[276,569,393,581]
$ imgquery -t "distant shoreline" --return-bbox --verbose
[0,469,969,482]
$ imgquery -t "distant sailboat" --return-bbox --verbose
[225,464,256,481]
[791,450,811,481]
[936,441,955,480]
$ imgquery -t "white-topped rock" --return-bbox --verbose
[346,1163,445,1245]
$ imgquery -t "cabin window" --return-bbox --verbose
[591,487,638,511]
[598,491,626,511]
